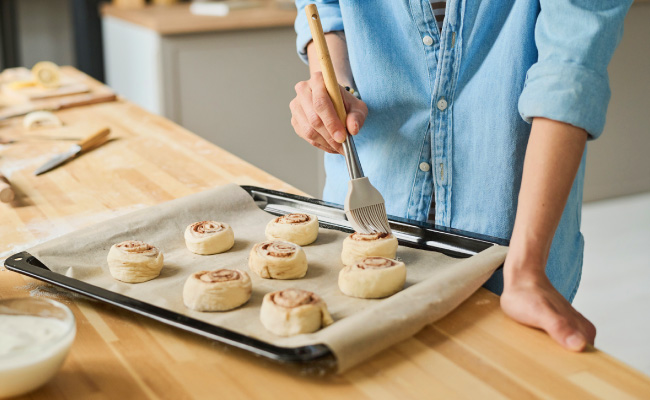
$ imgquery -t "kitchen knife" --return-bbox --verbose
[34,127,111,176]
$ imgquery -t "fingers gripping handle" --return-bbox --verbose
[305,4,364,180]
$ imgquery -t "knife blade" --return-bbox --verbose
[33,144,81,175]
[34,127,111,176]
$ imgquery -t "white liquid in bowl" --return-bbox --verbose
[0,315,75,398]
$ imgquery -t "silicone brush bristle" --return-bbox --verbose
[347,203,391,234]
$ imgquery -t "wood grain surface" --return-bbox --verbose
[1,69,649,399]
[100,3,296,35]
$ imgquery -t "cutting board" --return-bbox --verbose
[1,67,90,102]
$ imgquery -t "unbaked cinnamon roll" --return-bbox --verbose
[338,256,406,298]
[265,213,319,246]
[260,288,333,336]
[184,221,234,255]
[107,240,164,283]
[248,240,308,279]
[183,269,252,312]
[341,232,398,265]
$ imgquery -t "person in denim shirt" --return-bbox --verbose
[290,0,632,351]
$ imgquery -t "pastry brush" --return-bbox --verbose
[305,4,391,234]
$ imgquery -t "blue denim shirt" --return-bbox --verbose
[294,0,631,301]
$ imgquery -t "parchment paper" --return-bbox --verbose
[28,184,508,372]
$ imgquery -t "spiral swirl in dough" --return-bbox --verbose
[339,256,406,298]
[184,221,235,255]
[260,289,333,336]
[341,232,398,265]
[248,240,308,279]
[107,240,164,283]
[265,213,319,246]
[183,269,252,311]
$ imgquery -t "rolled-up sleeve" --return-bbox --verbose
[518,0,632,139]
[295,0,344,65]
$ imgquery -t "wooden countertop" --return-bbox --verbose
[1,68,650,399]
[100,2,296,35]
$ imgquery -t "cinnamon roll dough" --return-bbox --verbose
[341,232,398,265]
[248,240,308,279]
[183,269,252,312]
[260,289,333,336]
[339,256,406,298]
[107,240,164,283]
[265,213,319,246]
[184,221,234,255]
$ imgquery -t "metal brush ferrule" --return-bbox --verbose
[342,134,364,180]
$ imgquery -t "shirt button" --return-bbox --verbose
[419,162,431,172]
[422,36,434,46]
[437,97,448,111]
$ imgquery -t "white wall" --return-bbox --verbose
[584,3,650,201]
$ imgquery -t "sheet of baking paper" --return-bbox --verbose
[28,184,508,372]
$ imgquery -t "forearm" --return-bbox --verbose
[306,31,355,88]
[505,117,588,283]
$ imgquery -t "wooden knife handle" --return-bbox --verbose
[305,4,347,125]
[0,174,15,203]
[78,127,111,152]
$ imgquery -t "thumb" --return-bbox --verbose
[537,308,587,351]
[346,101,367,135]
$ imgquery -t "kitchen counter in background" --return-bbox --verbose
[1,69,649,399]
[100,3,323,198]
[101,3,297,35]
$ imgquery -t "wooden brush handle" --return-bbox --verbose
[305,4,347,125]
[78,127,111,152]
[0,174,15,203]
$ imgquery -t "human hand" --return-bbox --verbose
[500,260,596,351]
[290,71,368,154]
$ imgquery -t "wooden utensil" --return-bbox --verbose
[58,93,118,110]
[0,93,117,122]
[0,174,15,203]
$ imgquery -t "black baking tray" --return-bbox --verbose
[4,185,508,372]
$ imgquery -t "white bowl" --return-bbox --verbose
[0,297,76,398]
